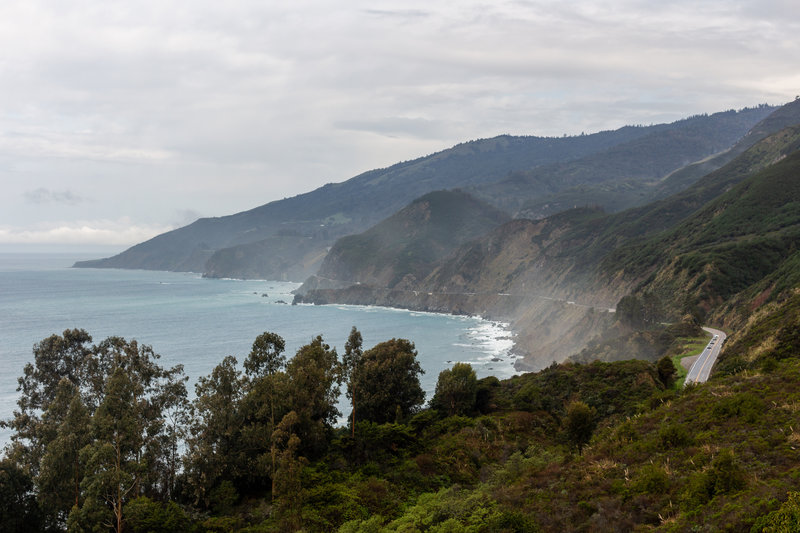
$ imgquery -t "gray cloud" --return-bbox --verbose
[24,188,86,206]
[173,209,204,227]
[0,0,797,247]
[335,117,452,139]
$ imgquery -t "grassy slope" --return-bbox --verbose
[331,303,800,532]
[213,300,800,532]
[602,141,800,324]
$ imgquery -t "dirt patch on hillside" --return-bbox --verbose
[681,354,700,370]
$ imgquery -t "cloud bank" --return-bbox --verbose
[0,219,174,246]
[0,0,797,247]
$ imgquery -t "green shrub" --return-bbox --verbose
[684,449,746,506]
[634,464,670,495]
[750,491,800,532]
[658,422,693,449]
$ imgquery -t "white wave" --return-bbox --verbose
[461,320,515,358]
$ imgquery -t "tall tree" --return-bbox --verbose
[73,368,142,533]
[185,355,246,508]
[341,327,363,436]
[86,337,188,500]
[6,331,188,530]
[155,375,190,501]
[245,331,286,378]
[271,410,306,529]
[286,336,341,457]
[242,332,287,483]
[37,380,91,528]
[8,329,93,477]
[432,362,478,417]
[351,338,424,424]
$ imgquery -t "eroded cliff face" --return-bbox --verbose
[296,213,635,370]
[294,281,618,371]
[294,115,800,371]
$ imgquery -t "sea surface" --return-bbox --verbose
[0,253,518,445]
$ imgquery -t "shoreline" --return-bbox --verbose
[294,299,523,374]
[58,261,529,374]
[292,288,530,371]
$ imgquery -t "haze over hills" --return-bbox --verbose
[473,105,780,217]
[297,102,800,370]
[306,190,510,291]
[74,105,778,280]
[73,98,800,371]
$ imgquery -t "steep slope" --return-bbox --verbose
[513,102,800,219]
[299,124,800,369]
[479,106,776,216]
[75,106,774,278]
[605,145,800,318]
[300,190,510,291]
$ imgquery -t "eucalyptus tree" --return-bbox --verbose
[3,330,188,530]
[7,329,93,477]
[432,362,478,417]
[285,335,341,457]
[351,338,424,424]
[36,380,91,527]
[244,332,287,414]
[184,355,247,508]
[341,327,363,436]
[242,332,288,479]
[70,368,142,533]
[270,410,306,528]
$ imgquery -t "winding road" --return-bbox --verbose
[684,327,727,385]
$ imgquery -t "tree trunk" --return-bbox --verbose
[351,393,356,438]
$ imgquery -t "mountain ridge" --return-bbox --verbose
[74,105,777,280]
[296,117,800,370]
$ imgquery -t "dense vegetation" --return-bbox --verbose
[487,105,779,217]
[3,305,799,532]
[602,139,800,324]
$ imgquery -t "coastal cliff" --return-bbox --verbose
[296,119,800,370]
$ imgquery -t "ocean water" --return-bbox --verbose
[0,253,518,444]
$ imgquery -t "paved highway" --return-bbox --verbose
[684,327,727,385]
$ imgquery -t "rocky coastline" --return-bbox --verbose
[293,277,618,372]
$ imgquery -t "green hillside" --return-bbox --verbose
[312,190,510,289]
[513,101,800,219]
[483,106,779,216]
[604,140,800,315]
[297,121,800,370]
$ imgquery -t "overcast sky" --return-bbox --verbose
[1,0,797,251]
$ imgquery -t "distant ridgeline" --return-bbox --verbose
[76,104,779,280]
[77,100,800,369]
